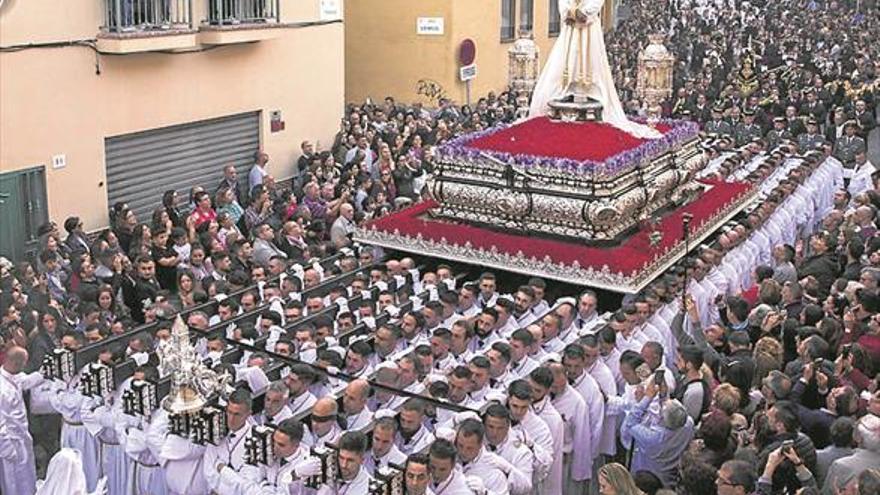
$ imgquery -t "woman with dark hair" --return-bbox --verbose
[37,233,69,273]
[724,360,760,419]
[97,229,123,257]
[95,284,126,326]
[150,207,173,234]
[14,261,37,290]
[113,207,138,254]
[174,270,197,310]
[162,189,183,227]
[26,308,63,372]
[127,224,152,260]
[693,410,737,468]
[188,244,213,282]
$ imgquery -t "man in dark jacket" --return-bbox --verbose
[121,256,160,324]
[797,231,839,298]
[758,401,818,494]
[791,379,858,449]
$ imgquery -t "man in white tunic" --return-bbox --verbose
[509,330,540,379]
[529,0,661,139]
[317,431,373,495]
[215,418,321,495]
[81,385,128,495]
[204,389,255,493]
[253,381,293,427]
[456,418,511,495]
[0,346,45,495]
[396,399,436,455]
[547,361,592,494]
[507,380,555,494]
[309,397,344,449]
[49,367,101,492]
[581,335,619,460]
[341,379,374,430]
[562,344,605,471]
[149,407,208,494]
[483,404,534,495]
[527,367,565,495]
[286,364,318,416]
[427,439,474,495]
[363,414,407,475]
[118,406,167,495]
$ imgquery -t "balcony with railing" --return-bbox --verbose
[199,0,282,45]
[98,0,198,53]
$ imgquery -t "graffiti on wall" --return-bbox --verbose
[416,79,448,104]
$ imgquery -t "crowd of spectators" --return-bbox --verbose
[2,1,880,495]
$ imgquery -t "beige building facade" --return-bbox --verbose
[0,0,344,259]
[345,0,615,106]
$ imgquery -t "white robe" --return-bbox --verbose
[117,410,168,495]
[529,0,661,139]
[363,444,407,476]
[551,385,592,482]
[149,409,208,495]
[35,448,98,495]
[570,371,605,460]
[203,422,253,493]
[460,449,510,495]
[81,398,128,495]
[513,412,555,494]
[587,360,619,457]
[0,368,43,495]
[49,379,101,493]
[532,397,565,495]
[220,444,313,495]
[489,433,534,495]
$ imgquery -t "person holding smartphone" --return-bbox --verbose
[621,379,694,487]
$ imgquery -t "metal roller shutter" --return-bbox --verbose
[105,111,260,223]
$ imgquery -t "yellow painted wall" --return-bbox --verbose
[0,0,345,230]
[344,0,453,106]
[345,0,614,106]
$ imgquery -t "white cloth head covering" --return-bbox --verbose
[374,408,397,420]
[435,426,456,443]
[554,296,577,308]
[36,448,87,495]
[236,366,270,395]
[452,411,480,427]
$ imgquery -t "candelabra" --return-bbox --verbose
[508,28,540,120]
[637,34,674,122]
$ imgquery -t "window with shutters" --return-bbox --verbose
[520,0,534,34]
[549,0,561,37]
[501,0,516,41]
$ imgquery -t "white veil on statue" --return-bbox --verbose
[528,0,661,139]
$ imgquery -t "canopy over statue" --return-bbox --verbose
[529,0,661,138]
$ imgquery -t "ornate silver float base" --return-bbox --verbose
[353,183,758,293]
[428,137,706,244]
